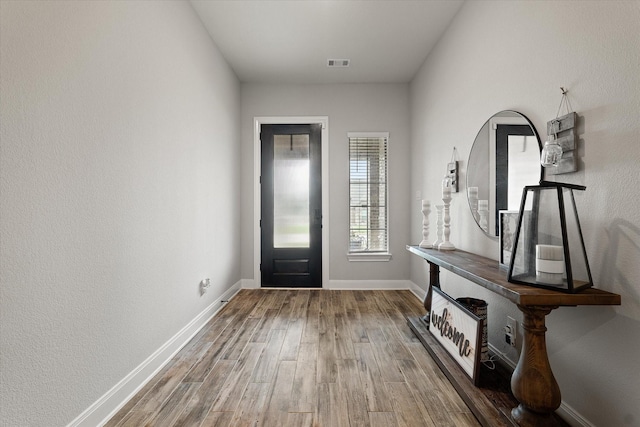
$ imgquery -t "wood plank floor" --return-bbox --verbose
[105,289,481,427]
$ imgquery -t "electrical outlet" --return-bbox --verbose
[505,316,517,347]
[200,278,211,295]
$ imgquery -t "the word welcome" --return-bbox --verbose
[431,307,472,357]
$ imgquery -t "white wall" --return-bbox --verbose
[410,1,640,426]
[0,1,241,425]
[240,84,411,284]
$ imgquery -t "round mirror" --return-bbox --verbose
[467,110,542,237]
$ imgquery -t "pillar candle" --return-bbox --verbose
[536,244,564,286]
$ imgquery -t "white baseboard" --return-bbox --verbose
[327,279,412,290]
[407,280,427,301]
[487,344,592,427]
[66,281,242,427]
[556,402,596,427]
[242,279,417,292]
[240,278,257,289]
[488,343,518,369]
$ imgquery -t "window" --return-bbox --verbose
[348,132,390,261]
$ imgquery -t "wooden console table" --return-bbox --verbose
[407,245,621,427]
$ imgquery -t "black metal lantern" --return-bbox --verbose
[507,181,593,293]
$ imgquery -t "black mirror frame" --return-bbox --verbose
[466,110,543,238]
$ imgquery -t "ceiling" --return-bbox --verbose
[190,0,464,84]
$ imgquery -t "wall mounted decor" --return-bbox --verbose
[541,88,578,174]
[447,147,459,193]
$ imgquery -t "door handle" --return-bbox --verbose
[314,209,322,225]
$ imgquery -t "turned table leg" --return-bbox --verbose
[511,305,561,427]
[422,261,440,323]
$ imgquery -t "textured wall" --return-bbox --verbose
[0,1,240,425]
[240,83,411,283]
[410,1,640,426]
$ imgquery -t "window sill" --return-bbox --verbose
[347,252,392,262]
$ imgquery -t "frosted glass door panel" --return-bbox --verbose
[273,134,310,248]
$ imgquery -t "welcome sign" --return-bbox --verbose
[429,287,483,385]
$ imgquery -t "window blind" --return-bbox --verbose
[349,135,388,253]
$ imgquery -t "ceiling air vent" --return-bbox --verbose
[327,59,350,68]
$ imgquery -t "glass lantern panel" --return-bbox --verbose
[562,187,591,289]
[510,186,568,290]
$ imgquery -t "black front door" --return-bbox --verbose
[260,124,322,287]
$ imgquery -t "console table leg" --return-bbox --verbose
[511,305,561,427]
[422,261,440,323]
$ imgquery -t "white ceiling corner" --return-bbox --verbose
[190,0,464,84]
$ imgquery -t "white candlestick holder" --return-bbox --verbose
[432,205,443,248]
[419,200,432,248]
[439,191,455,251]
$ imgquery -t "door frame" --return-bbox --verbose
[253,116,329,288]
[488,114,531,234]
